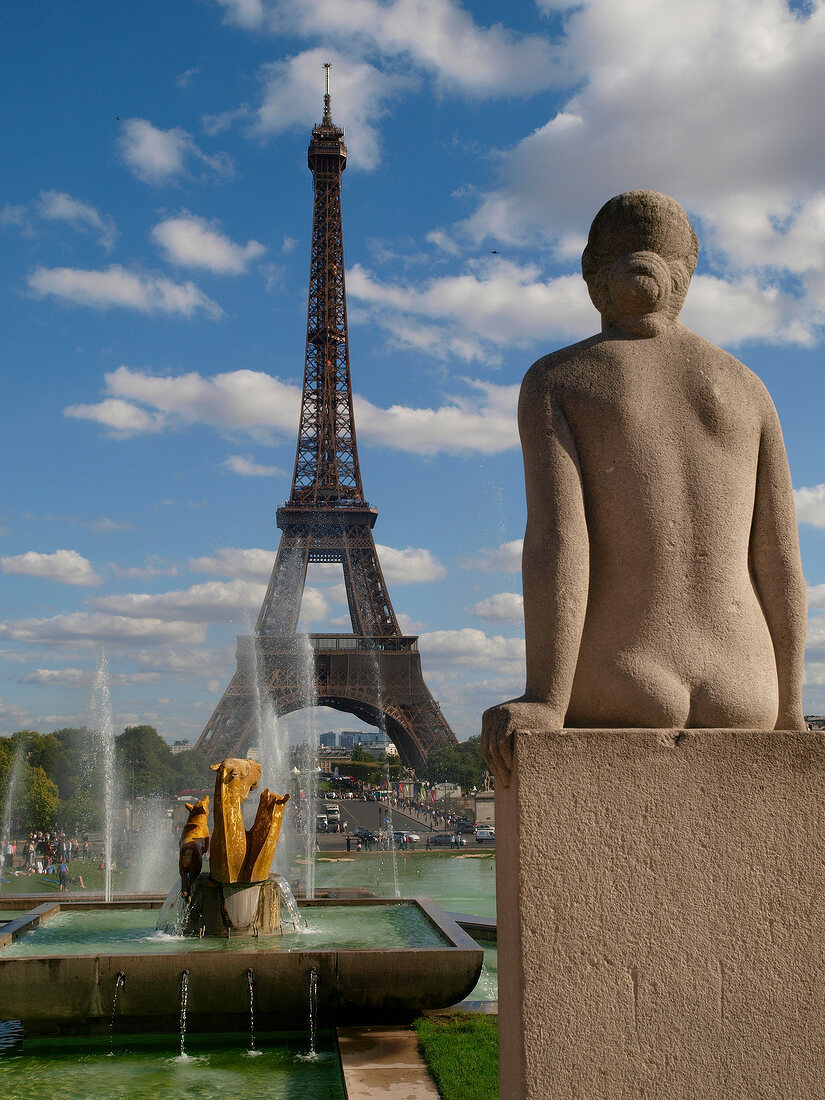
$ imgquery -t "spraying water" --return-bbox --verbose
[297,632,319,900]
[90,651,117,903]
[307,966,318,1058]
[1,741,25,887]
[109,971,126,1054]
[178,970,190,1058]
[244,634,295,879]
[245,968,262,1056]
[382,756,400,899]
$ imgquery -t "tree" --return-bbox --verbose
[57,789,103,834]
[420,735,489,793]
[170,749,213,793]
[25,766,60,831]
[116,725,175,798]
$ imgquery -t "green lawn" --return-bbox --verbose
[415,1014,498,1100]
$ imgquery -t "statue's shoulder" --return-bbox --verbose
[680,327,774,406]
[522,333,607,397]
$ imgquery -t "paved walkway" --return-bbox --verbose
[337,1025,441,1099]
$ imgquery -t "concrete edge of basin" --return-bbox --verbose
[0,897,484,1036]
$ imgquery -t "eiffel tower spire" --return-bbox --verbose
[196,67,457,769]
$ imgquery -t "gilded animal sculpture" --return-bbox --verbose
[178,795,210,900]
[208,757,290,884]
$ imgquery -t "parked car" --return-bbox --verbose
[455,822,476,835]
[427,833,466,848]
[475,826,495,843]
[392,831,420,847]
[354,826,380,843]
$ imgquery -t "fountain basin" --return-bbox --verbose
[0,897,482,1035]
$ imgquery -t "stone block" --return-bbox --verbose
[495,728,825,1099]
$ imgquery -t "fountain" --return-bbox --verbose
[89,652,117,904]
[1,740,25,886]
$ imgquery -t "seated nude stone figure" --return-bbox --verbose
[483,190,807,785]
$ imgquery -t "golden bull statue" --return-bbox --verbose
[207,757,290,885]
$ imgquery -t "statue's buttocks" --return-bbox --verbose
[484,191,806,784]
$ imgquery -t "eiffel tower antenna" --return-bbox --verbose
[196,66,457,769]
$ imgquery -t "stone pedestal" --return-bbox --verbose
[184,874,282,937]
[494,728,825,1099]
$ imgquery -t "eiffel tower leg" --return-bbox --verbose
[256,534,310,634]
[196,668,257,760]
[341,525,398,636]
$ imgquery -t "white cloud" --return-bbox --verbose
[64,397,168,436]
[0,698,30,727]
[215,0,266,28]
[88,577,329,626]
[418,626,525,669]
[456,0,825,345]
[348,260,595,361]
[223,454,284,477]
[795,485,825,528]
[64,366,520,454]
[374,544,446,584]
[0,613,207,646]
[1,549,102,587]
[460,539,522,574]
[109,556,178,579]
[136,647,234,679]
[38,191,116,250]
[19,668,161,688]
[89,579,266,623]
[118,118,233,184]
[28,265,221,317]
[471,592,524,622]
[88,517,135,533]
[251,49,411,171]
[218,0,559,97]
[354,380,519,455]
[189,547,274,582]
[152,213,265,274]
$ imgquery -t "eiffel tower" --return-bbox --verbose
[195,66,457,770]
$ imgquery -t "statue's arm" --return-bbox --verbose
[750,406,807,730]
[482,366,589,783]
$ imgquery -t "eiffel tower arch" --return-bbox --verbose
[196,67,457,771]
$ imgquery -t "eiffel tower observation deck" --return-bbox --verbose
[196,66,458,770]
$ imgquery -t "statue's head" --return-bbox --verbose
[581,191,698,335]
[210,757,262,802]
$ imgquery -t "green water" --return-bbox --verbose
[315,851,497,917]
[0,1028,344,1099]
[3,902,449,957]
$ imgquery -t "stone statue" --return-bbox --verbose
[483,190,807,785]
[178,795,210,900]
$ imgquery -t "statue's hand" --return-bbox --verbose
[482,697,564,789]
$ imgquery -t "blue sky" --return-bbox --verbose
[3,0,825,744]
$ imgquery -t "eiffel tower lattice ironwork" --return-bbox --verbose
[195,67,457,770]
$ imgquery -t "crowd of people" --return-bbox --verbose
[2,829,88,890]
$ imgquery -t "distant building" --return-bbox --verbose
[319,729,389,751]
[806,715,825,730]
[170,739,191,755]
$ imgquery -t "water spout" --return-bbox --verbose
[246,968,259,1055]
[90,651,117,904]
[297,633,319,900]
[179,969,190,1058]
[308,966,318,1059]
[109,971,126,1054]
[1,741,25,889]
